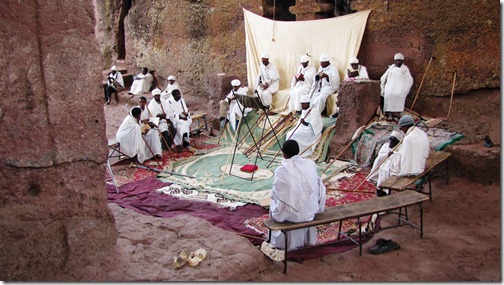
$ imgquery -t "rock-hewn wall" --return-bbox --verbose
[0,1,116,280]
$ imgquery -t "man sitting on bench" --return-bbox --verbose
[261,140,326,260]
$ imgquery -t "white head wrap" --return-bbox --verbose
[151,88,162,96]
[167,75,176,81]
[349,57,359,64]
[390,130,405,141]
[319,54,330,62]
[300,95,311,104]
[231,79,241,87]
[394,53,405,60]
[300,54,310,63]
[260,52,270,59]
[111,66,117,71]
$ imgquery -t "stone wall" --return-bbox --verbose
[0,1,116,280]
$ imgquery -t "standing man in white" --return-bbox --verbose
[380,53,414,121]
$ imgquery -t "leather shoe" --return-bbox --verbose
[368,239,400,254]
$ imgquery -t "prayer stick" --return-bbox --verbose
[141,133,163,169]
[410,56,434,112]
[446,71,456,120]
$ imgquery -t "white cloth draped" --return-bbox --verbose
[129,72,153,95]
[255,62,280,107]
[396,127,430,177]
[167,97,192,145]
[161,82,181,100]
[380,64,414,112]
[107,71,124,89]
[147,98,174,133]
[115,114,148,163]
[344,65,369,81]
[139,107,162,158]
[309,64,340,114]
[269,155,326,251]
[289,64,317,112]
[286,107,323,157]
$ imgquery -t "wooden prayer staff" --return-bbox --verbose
[322,111,378,174]
[326,187,375,194]
[446,70,457,120]
[410,56,435,112]
[266,109,313,168]
[141,134,163,169]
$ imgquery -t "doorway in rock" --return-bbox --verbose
[262,0,296,21]
[117,0,132,60]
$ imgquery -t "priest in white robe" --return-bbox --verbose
[286,95,323,157]
[167,89,196,153]
[288,54,317,114]
[309,54,340,115]
[268,140,326,251]
[380,53,414,121]
[254,53,280,108]
[138,96,162,159]
[129,67,153,95]
[219,79,250,131]
[104,65,125,105]
[115,107,148,163]
[344,57,369,81]
[160,75,181,100]
[147,88,176,150]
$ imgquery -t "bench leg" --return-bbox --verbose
[337,221,343,240]
[420,202,424,239]
[282,230,288,274]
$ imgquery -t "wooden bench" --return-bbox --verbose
[190,113,208,136]
[379,150,451,201]
[264,190,429,274]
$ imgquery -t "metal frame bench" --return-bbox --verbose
[379,150,451,201]
[190,113,208,136]
[263,190,429,274]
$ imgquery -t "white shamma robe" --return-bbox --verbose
[380,64,413,112]
[167,97,192,145]
[139,106,162,158]
[286,107,323,157]
[116,114,148,163]
[395,126,430,177]
[289,64,317,113]
[255,62,280,107]
[161,82,181,101]
[270,155,326,251]
[310,64,340,114]
[129,72,153,95]
[344,65,369,81]
[147,98,174,133]
[228,87,250,131]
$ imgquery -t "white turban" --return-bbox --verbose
[300,95,311,103]
[151,88,162,96]
[390,130,404,141]
[349,57,359,64]
[394,53,405,60]
[319,54,330,62]
[167,75,176,81]
[231,79,241,86]
[300,54,310,63]
[260,52,270,59]
[111,65,117,71]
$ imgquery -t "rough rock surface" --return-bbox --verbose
[0,1,116,280]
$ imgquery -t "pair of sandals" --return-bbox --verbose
[173,248,207,269]
[260,241,285,262]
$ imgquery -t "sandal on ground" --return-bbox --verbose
[260,241,285,262]
[173,248,191,269]
[187,248,207,267]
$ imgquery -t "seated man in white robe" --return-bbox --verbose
[374,115,430,196]
[167,89,197,153]
[254,52,280,109]
[263,140,326,255]
[218,79,250,131]
[286,95,323,157]
[309,54,340,115]
[147,88,177,150]
[116,106,150,163]
[344,57,369,81]
[129,67,153,95]
[104,65,124,105]
[289,54,317,115]
[161,75,181,100]
[380,53,414,121]
[138,96,162,160]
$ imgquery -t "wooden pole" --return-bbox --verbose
[410,56,434,112]
[446,71,457,120]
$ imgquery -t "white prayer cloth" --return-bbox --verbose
[269,155,326,251]
[380,64,414,112]
[115,113,148,163]
[309,63,340,114]
[129,72,153,95]
[289,63,317,112]
[255,62,280,107]
[161,82,181,100]
[147,98,174,133]
[368,142,401,187]
[139,106,162,157]
[107,71,124,89]
[167,97,192,145]
[343,65,369,81]
[395,126,430,177]
[227,87,250,131]
[286,107,323,157]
